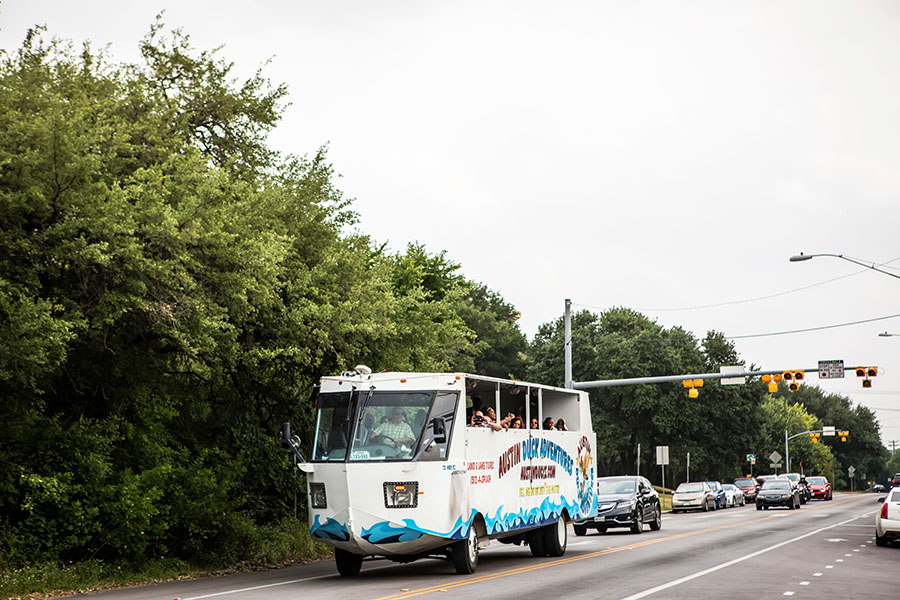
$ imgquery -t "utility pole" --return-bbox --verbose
[890,440,898,453]
[564,299,573,389]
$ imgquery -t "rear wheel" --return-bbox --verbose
[875,533,888,547]
[543,515,567,557]
[335,548,363,577]
[649,505,662,531]
[596,525,608,534]
[573,523,587,536]
[528,529,546,557]
[756,504,762,511]
[452,526,479,574]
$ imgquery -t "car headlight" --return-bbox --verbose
[617,498,637,509]
[309,482,327,509]
[384,481,418,508]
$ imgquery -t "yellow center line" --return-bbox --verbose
[371,495,866,600]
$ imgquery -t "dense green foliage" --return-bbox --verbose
[0,23,889,595]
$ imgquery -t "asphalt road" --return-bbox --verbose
[88,493,896,600]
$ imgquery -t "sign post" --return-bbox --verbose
[848,465,856,492]
[657,446,669,497]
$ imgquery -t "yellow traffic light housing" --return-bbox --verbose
[689,388,699,399]
[867,367,878,377]
[863,379,872,388]
[809,432,820,444]
[783,370,804,391]
[794,370,804,381]
[839,430,849,442]
[768,382,778,393]
[683,379,702,398]
[693,379,704,388]
[682,380,693,388]
[856,367,866,377]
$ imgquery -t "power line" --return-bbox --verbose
[573,256,900,313]
[726,312,900,340]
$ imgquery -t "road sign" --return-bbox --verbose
[656,446,669,465]
[746,454,756,462]
[819,359,845,379]
[848,465,856,477]
[720,365,746,385]
[770,463,782,468]
[769,451,782,464]
[822,425,835,437]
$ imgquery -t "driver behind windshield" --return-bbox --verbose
[373,407,415,447]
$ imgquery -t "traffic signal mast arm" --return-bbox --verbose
[573,365,863,390]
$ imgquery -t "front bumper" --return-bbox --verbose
[757,495,793,508]
[672,497,706,510]
[591,503,637,527]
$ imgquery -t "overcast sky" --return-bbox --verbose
[3,1,900,457]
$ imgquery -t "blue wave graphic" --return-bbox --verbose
[361,521,426,544]
[310,514,350,541]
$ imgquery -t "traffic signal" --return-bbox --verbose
[809,432,821,444]
[782,370,805,392]
[856,366,877,388]
[839,430,849,442]
[761,374,778,393]
[682,378,703,398]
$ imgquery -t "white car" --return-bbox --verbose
[875,487,900,546]
[722,483,745,507]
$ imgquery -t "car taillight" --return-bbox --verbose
[882,502,889,519]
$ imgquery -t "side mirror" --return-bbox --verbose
[432,416,447,444]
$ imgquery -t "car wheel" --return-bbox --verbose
[335,548,364,577]
[756,504,762,511]
[703,499,709,512]
[596,525,607,533]
[630,509,643,534]
[543,515,567,557]
[452,526,479,573]
[573,523,587,537]
[649,505,662,531]
[876,533,888,547]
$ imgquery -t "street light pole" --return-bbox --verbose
[790,253,900,280]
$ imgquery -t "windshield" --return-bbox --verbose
[676,483,704,493]
[806,477,826,485]
[734,479,755,487]
[763,480,791,490]
[597,478,637,494]
[312,389,457,462]
[781,473,800,483]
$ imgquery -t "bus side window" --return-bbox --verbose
[417,391,458,461]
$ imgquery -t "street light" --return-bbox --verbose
[878,332,900,337]
[789,252,900,280]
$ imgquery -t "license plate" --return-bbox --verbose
[594,516,607,522]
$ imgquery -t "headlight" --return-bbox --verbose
[309,482,327,509]
[384,481,418,508]
[617,498,637,509]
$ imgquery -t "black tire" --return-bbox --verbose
[630,509,643,534]
[528,529,546,557]
[875,533,888,547]
[596,525,608,533]
[335,548,363,577]
[573,523,588,536]
[543,515,567,557]
[672,509,680,514]
[452,526,479,574]
[756,504,762,511]
[703,499,709,512]
[649,505,662,531]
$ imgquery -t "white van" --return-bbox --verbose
[283,369,598,575]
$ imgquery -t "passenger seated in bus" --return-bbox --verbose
[555,418,568,431]
[510,416,524,429]
[530,417,539,429]
[543,417,556,430]
[483,407,511,430]
[469,410,504,431]
[466,395,483,422]
[373,407,415,447]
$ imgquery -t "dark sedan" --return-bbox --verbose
[573,475,662,535]
[756,478,801,510]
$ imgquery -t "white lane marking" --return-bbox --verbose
[853,549,860,552]
[179,563,396,600]
[784,592,795,596]
[620,513,861,600]
[813,573,822,577]
[844,554,852,557]
[826,565,834,569]
[800,581,810,585]
[836,559,844,562]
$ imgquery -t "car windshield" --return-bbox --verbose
[312,389,457,462]
[597,478,637,494]
[706,482,719,489]
[722,484,734,491]
[781,473,800,483]
[763,480,791,490]
[806,477,826,485]
[676,483,704,493]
